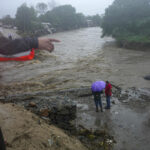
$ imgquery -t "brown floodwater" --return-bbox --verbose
[0,27,149,94]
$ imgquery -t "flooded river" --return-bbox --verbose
[0,28,150,150]
[0,27,150,150]
[0,27,150,93]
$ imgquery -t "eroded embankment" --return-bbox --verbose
[1,86,150,150]
[0,103,88,150]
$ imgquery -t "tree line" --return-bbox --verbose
[101,0,150,47]
[1,3,101,36]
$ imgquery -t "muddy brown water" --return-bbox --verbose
[0,27,150,150]
[0,27,150,90]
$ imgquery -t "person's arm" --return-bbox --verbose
[0,37,60,55]
[0,128,6,150]
[0,37,38,55]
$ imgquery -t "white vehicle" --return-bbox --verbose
[41,22,56,34]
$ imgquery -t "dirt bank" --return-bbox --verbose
[0,103,87,150]
[1,86,150,150]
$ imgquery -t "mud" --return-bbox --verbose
[1,86,150,150]
[75,88,150,150]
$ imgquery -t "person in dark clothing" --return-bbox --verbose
[0,36,60,55]
[8,34,12,40]
[0,128,6,150]
[105,81,112,109]
[92,91,103,112]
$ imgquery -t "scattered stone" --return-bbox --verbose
[112,101,116,104]
[40,108,49,117]
[48,139,53,146]
[122,100,128,103]
[28,102,37,107]
[76,126,115,150]
[144,75,150,80]
[114,112,119,115]
[38,120,41,125]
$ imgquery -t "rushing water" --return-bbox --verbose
[0,27,150,93]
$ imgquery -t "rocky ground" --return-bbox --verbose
[0,87,116,150]
[1,85,150,150]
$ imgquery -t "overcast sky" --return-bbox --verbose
[0,0,114,18]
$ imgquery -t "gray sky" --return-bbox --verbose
[0,0,114,18]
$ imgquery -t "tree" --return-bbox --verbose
[101,0,150,41]
[16,3,37,32]
[36,2,48,15]
[86,14,101,27]
[41,5,76,30]
[40,5,87,31]
[76,13,87,28]
[2,15,15,26]
[92,15,101,26]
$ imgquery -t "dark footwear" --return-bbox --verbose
[96,108,99,112]
[105,106,110,109]
[101,109,103,112]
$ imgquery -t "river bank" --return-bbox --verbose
[1,85,150,150]
[0,103,88,150]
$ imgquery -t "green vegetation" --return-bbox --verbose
[1,15,15,26]
[16,3,41,33]
[1,2,101,36]
[87,14,101,27]
[101,0,150,48]
[36,2,48,15]
[40,5,87,31]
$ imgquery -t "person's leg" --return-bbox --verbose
[106,96,110,109]
[108,96,111,108]
[98,98,103,112]
[94,99,99,112]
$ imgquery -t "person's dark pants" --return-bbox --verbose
[94,98,103,111]
[92,91,103,111]
[106,96,111,108]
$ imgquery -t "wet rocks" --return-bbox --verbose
[49,105,76,130]
[28,102,37,107]
[39,108,49,117]
[1,86,150,133]
[27,97,77,131]
[1,94,77,131]
[76,126,115,150]
[144,75,150,80]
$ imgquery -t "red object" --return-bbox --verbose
[105,83,112,96]
[0,49,35,61]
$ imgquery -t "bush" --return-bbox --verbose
[101,0,150,46]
